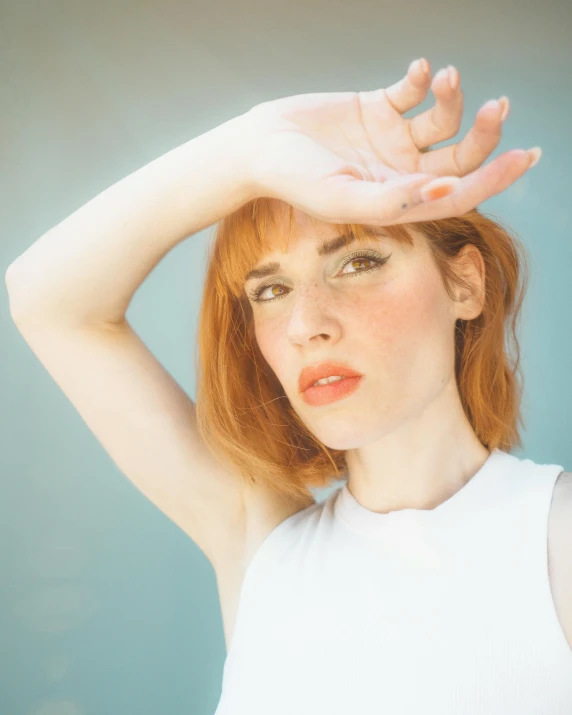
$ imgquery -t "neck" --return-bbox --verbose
[345,382,490,514]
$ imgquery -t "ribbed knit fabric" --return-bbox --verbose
[214,448,572,714]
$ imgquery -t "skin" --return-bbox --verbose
[245,204,491,514]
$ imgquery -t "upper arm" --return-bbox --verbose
[10,315,247,567]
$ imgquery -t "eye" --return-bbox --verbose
[247,250,391,304]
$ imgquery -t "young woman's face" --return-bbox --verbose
[244,210,475,452]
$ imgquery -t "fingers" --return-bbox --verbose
[314,172,460,225]
[384,59,464,152]
[418,98,510,177]
[383,58,433,114]
[408,66,464,154]
[393,149,535,223]
[296,148,536,227]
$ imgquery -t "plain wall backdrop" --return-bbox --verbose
[1,0,571,713]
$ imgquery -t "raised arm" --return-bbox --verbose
[6,111,258,327]
[5,109,263,570]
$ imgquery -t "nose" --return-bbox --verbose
[286,286,342,346]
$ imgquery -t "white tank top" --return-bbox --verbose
[214,447,572,714]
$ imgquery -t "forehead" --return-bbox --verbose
[261,204,334,251]
[260,202,423,257]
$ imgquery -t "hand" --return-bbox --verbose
[245,59,539,226]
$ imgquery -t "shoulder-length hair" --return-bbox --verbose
[194,197,530,503]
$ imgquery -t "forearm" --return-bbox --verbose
[6,110,258,328]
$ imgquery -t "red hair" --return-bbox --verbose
[194,198,530,503]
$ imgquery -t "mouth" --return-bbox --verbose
[298,361,363,394]
[300,375,363,407]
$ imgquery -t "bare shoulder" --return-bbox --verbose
[551,470,572,516]
[555,470,572,490]
[548,470,572,651]
[549,469,572,539]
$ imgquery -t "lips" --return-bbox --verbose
[298,361,363,393]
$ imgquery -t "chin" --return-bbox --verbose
[309,422,374,452]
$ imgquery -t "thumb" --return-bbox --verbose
[324,172,462,224]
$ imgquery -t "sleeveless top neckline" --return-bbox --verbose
[336,447,503,535]
[214,448,571,715]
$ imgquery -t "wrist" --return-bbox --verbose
[227,102,284,203]
[201,108,267,207]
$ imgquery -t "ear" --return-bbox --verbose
[451,244,486,322]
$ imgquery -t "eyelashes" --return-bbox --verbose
[247,249,391,304]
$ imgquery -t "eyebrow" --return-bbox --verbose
[243,232,386,284]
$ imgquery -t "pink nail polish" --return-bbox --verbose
[420,177,462,203]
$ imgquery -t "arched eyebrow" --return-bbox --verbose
[244,231,388,284]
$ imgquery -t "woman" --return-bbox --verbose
[7,58,571,713]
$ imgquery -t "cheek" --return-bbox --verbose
[252,269,450,383]
[254,321,287,375]
[365,274,448,368]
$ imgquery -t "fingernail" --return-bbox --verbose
[498,96,510,122]
[434,67,450,84]
[447,66,459,90]
[482,99,501,112]
[410,57,428,74]
[527,147,542,168]
[420,177,462,203]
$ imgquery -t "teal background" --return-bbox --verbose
[1,1,570,713]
